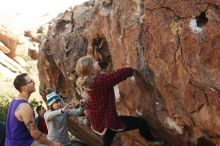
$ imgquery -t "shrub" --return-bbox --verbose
[0,97,10,122]
[30,98,43,108]
[0,85,15,122]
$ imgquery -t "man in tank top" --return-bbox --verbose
[5,73,61,146]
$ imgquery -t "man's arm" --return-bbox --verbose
[15,103,60,146]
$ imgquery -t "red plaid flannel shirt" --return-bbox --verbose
[86,67,134,134]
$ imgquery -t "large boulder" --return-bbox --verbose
[38,0,220,145]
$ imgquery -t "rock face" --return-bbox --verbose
[0,25,28,76]
[0,25,20,58]
[38,0,220,146]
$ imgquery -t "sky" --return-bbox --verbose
[0,0,88,34]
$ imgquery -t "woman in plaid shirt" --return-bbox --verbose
[75,56,164,146]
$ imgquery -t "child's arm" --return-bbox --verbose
[44,103,75,121]
[44,110,62,121]
[67,107,84,117]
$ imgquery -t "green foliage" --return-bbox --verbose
[2,77,13,82]
[24,66,31,72]
[22,55,32,62]
[0,97,43,122]
[29,98,43,108]
[0,86,14,122]
[0,97,10,122]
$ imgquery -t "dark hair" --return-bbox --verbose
[50,106,55,111]
[13,73,28,92]
[36,105,43,114]
[49,99,61,111]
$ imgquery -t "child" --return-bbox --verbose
[75,56,164,146]
[44,91,87,146]
[35,105,48,134]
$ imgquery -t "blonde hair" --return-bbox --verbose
[76,56,94,76]
[75,56,95,98]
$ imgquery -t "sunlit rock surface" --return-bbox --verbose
[38,0,220,145]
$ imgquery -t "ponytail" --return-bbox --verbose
[75,56,96,99]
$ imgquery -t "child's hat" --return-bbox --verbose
[46,91,61,106]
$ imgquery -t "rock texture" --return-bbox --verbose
[0,25,27,75]
[38,0,220,146]
[0,25,21,58]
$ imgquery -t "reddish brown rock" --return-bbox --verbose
[0,24,21,58]
[0,41,10,54]
[38,0,220,146]
[28,49,38,60]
